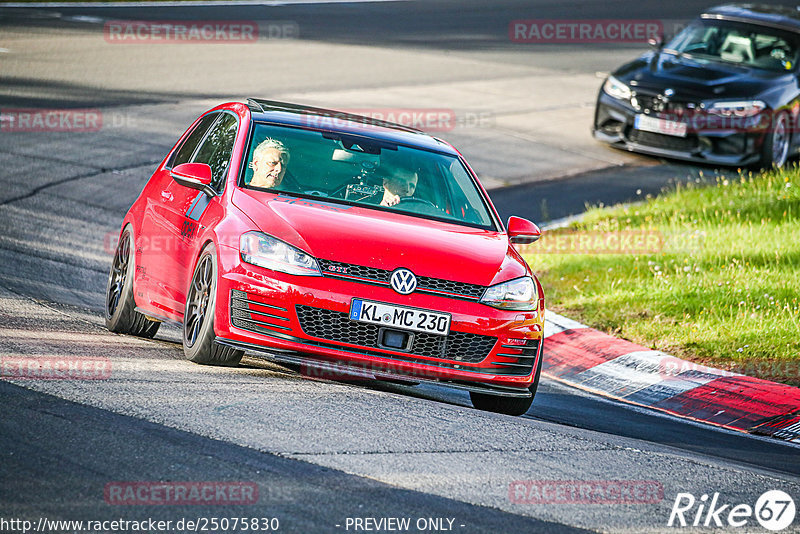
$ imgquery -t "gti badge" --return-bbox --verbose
[390,268,417,295]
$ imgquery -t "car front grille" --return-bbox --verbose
[230,291,537,376]
[230,289,293,335]
[632,94,692,114]
[296,305,496,364]
[629,129,699,152]
[491,339,541,376]
[317,259,486,300]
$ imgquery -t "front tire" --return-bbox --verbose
[182,243,243,366]
[760,111,790,168]
[105,225,160,338]
[470,340,543,416]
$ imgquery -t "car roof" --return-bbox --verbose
[702,4,800,33]
[245,99,459,156]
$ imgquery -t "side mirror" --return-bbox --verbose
[507,216,541,245]
[170,163,216,197]
[648,35,664,50]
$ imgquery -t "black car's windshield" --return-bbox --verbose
[665,18,800,72]
[241,123,496,230]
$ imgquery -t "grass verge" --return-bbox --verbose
[523,167,800,386]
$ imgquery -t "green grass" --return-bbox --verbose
[524,167,800,385]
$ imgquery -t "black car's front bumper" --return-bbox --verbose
[593,91,764,167]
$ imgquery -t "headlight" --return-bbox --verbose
[602,75,632,101]
[480,276,538,310]
[240,231,321,276]
[706,100,766,117]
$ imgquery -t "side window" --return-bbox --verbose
[192,113,238,191]
[170,113,219,167]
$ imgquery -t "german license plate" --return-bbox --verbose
[635,114,687,137]
[349,299,451,336]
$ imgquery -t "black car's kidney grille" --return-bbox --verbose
[632,93,691,114]
[317,259,486,300]
[295,305,496,364]
[629,129,699,151]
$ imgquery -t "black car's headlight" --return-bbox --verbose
[602,75,632,101]
[240,231,321,276]
[706,100,766,117]
[480,276,538,311]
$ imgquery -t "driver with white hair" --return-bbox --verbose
[249,138,291,189]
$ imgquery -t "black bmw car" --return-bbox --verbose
[593,4,800,168]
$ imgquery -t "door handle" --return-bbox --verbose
[161,190,173,201]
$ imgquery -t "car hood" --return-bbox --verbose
[231,188,528,287]
[613,51,787,102]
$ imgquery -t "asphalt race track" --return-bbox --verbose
[1,1,799,532]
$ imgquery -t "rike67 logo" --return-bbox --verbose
[668,490,795,531]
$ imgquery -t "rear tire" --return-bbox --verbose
[105,225,160,338]
[182,243,243,366]
[470,340,543,416]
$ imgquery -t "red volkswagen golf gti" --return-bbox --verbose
[105,99,545,415]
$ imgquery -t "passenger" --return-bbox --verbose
[249,138,290,189]
[380,168,418,207]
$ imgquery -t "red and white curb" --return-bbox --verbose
[542,310,800,443]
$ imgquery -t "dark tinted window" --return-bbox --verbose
[193,113,238,191]
[171,113,219,167]
[666,19,800,72]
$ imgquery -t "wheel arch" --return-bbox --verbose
[186,237,218,291]
[115,220,141,309]
[188,237,222,331]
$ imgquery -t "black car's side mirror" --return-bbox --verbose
[648,35,664,50]
[171,163,216,197]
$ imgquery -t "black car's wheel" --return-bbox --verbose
[760,111,790,168]
[105,226,161,338]
[183,243,243,366]
[470,341,543,416]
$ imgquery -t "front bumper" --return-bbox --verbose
[593,91,765,167]
[214,245,544,393]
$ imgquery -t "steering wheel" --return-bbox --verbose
[396,197,436,209]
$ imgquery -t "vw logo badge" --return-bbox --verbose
[664,88,674,97]
[390,268,417,295]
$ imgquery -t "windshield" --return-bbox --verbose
[665,18,799,72]
[241,123,497,230]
